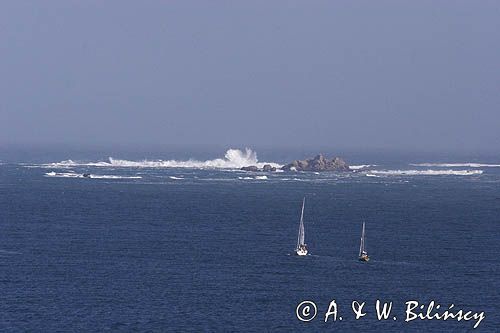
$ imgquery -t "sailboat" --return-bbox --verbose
[358,222,369,262]
[295,197,308,256]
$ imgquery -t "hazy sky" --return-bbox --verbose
[1,1,499,151]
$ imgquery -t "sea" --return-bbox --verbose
[0,147,499,332]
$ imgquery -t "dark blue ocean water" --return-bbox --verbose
[0,149,499,332]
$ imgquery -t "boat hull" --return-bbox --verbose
[295,249,308,256]
[358,255,369,262]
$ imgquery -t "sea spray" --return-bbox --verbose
[368,169,483,176]
[42,148,282,170]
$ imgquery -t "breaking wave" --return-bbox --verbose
[45,172,142,179]
[365,173,381,178]
[238,175,268,180]
[368,169,483,176]
[410,162,500,168]
[43,148,281,170]
[350,164,377,170]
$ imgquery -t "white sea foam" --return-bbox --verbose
[43,148,281,170]
[410,162,500,168]
[365,173,380,178]
[45,171,80,178]
[368,169,483,176]
[238,175,268,180]
[90,175,142,179]
[45,172,141,179]
[169,176,184,180]
[43,160,111,168]
[350,164,377,170]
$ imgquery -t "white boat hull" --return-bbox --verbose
[295,248,308,256]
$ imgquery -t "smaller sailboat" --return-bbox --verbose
[358,222,369,262]
[295,197,308,256]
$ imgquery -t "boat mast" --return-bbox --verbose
[359,222,365,256]
[297,197,306,249]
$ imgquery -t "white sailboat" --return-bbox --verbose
[295,197,308,256]
[358,222,369,262]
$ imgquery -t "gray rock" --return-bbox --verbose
[281,154,349,172]
[241,165,259,172]
[262,164,276,172]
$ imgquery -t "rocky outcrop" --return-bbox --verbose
[281,154,349,172]
[241,166,259,172]
[240,155,349,172]
[262,164,277,172]
[241,164,277,172]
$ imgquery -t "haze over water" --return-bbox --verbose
[1,1,500,152]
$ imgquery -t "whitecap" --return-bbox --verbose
[410,162,500,168]
[365,173,380,178]
[90,175,142,179]
[368,169,483,176]
[350,164,377,170]
[42,148,282,170]
[45,172,141,179]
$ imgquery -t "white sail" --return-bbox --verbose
[296,198,306,249]
[359,222,366,256]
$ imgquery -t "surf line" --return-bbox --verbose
[405,300,485,329]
